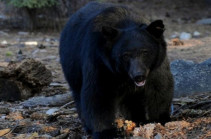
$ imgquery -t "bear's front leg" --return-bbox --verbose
[80,86,117,139]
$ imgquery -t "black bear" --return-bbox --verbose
[59,2,174,139]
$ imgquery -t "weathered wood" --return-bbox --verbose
[22,92,73,107]
[0,59,52,101]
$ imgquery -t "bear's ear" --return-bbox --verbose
[146,20,165,38]
[102,26,120,40]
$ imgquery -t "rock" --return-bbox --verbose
[16,49,26,61]
[179,32,192,40]
[70,108,77,112]
[24,41,38,46]
[37,44,46,49]
[31,49,39,57]
[40,49,47,53]
[46,108,59,115]
[42,56,57,61]
[50,82,65,87]
[193,31,201,37]
[154,133,162,139]
[45,38,51,42]
[170,32,180,38]
[0,15,7,20]
[0,107,10,114]
[0,40,8,48]
[1,115,6,119]
[1,40,8,45]
[18,32,29,36]
[171,58,211,98]
[0,31,9,36]
[196,18,211,25]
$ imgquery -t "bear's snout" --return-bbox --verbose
[134,74,146,82]
[132,73,146,87]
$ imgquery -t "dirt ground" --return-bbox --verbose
[0,0,211,138]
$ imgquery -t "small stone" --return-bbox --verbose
[196,18,211,25]
[0,31,9,36]
[1,40,8,45]
[17,49,23,55]
[50,82,64,87]
[40,49,47,53]
[56,58,60,62]
[154,133,163,139]
[18,32,29,36]
[0,107,10,114]
[24,41,38,46]
[193,31,201,37]
[170,32,180,38]
[46,38,51,42]
[46,108,59,115]
[42,56,57,60]
[0,15,7,20]
[38,44,46,49]
[40,134,53,138]
[179,32,192,40]
[70,107,77,111]
[1,115,6,119]
[32,49,39,56]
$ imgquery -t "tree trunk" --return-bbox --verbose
[21,7,37,30]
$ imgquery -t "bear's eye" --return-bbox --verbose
[122,53,130,60]
[141,50,148,56]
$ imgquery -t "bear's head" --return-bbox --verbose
[101,20,166,87]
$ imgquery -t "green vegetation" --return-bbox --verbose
[4,0,57,9]
[1,0,58,30]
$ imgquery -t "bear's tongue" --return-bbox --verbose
[135,80,146,87]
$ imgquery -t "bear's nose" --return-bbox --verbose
[134,75,146,82]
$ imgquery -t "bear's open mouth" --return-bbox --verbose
[135,80,146,87]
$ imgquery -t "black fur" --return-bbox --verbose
[59,2,174,139]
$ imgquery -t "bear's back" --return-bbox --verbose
[65,2,148,33]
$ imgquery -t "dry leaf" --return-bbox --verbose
[0,62,8,67]
[0,128,11,136]
[125,120,136,130]
[115,118,124,128]
[61,128,70,134]
[165,121,190,130]
[7,112,24,120]
[170,38,184,46]
[28,132,39,139]
[143,124,156,139]
[42,126,57,132]
[133,127,141,137]
[124,120,136,135]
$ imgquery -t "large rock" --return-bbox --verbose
[171,58,211,98]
